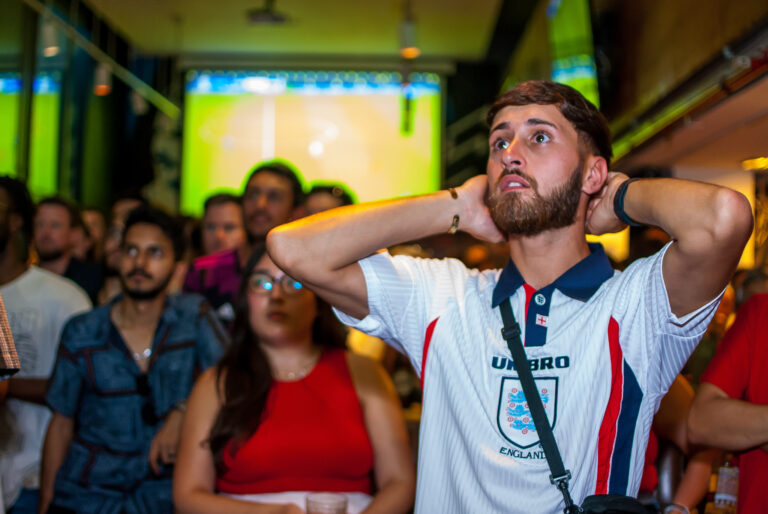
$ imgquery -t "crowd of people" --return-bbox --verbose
[0,167,415,514]
[0,79,765,514]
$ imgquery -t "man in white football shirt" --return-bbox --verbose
[267,80,753,513]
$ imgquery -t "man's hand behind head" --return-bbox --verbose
[456,175,507,244]
[585,172,630,235]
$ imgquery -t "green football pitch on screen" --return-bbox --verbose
[181,71,442,216]
[0,73,60,199]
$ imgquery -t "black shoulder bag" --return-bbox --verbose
[499,299,647,514]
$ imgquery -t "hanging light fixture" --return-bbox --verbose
[94,62,112,96]
[93,16,114,96]
[41,19,59,57]
[399,0,420,59]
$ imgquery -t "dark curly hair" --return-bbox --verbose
[0,175,35,243]
[207,243,347,475]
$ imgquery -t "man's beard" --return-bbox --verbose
[486,160,584,237]
[37,247,66,262]
[120,269,173,301]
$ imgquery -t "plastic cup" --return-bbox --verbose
[305,492,348,514]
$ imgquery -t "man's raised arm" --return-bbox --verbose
[587,174,753,317]
[267,175,504,319]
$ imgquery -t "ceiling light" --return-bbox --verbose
[399,19,420,59]
[247,0,289,25]
[41,20,59,57]
[94,63,112,96]
[742,157,768,170]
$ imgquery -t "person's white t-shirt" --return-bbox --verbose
[0,267,91,508]
[335,244,720,513]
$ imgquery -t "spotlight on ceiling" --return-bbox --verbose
[94,63,112,96]
[399,0,420,59]
[42,19,59,57]
[247,0,290,25]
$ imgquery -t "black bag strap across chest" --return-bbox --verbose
[499,298,580,514]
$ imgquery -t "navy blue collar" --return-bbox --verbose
[491,243,614,307]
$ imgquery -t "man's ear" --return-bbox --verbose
[582,156,608,195]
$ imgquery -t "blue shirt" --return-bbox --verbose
[46,293,227,511]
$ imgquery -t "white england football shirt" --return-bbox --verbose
[335,243,720,513]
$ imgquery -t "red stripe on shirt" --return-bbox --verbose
[522,284,536,346]
[419,317,440,391]
[522,284,536,322]
[595,316,624,494]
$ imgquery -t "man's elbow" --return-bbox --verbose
[712,189,753,249]
[266,226,301,273]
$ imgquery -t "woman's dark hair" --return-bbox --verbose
[208,243,347,474]
[486,80,612,167]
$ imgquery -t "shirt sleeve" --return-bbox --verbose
[334,252,473,371]
[700,294,760,399]
[611,242,723,398]
[194,301,227,369]
[45,320,85,418]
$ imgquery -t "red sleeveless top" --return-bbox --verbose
[216,348,374,495]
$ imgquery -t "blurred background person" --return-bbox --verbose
[731,268,767,311]
[33,197,104,304]
[184,161,305,329]
[0,177,91,514]
[174,246,415,514]
[688,293,768,514]
[98,193,147,305]
[200,193,246,257]
[69,220,93,263]
[40,205,226,514]
[82,208,107,263]
[305,182,355,216]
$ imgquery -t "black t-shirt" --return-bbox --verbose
[64,258,104,304]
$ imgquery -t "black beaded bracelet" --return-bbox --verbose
[612,178,644,227]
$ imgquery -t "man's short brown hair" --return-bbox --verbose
[486,80,612,166]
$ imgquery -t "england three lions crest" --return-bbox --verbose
[496,376,558,449]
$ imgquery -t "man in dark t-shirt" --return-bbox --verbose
[184,161,305,328]
[34,197,103,303]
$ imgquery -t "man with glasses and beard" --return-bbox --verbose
[40,206,226,514]
[267,80,753,513]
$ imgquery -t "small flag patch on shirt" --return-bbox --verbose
[536,314,548,327]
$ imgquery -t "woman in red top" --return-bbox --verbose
[174,245,415,514]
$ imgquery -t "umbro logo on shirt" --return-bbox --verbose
[491,355,570,371]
